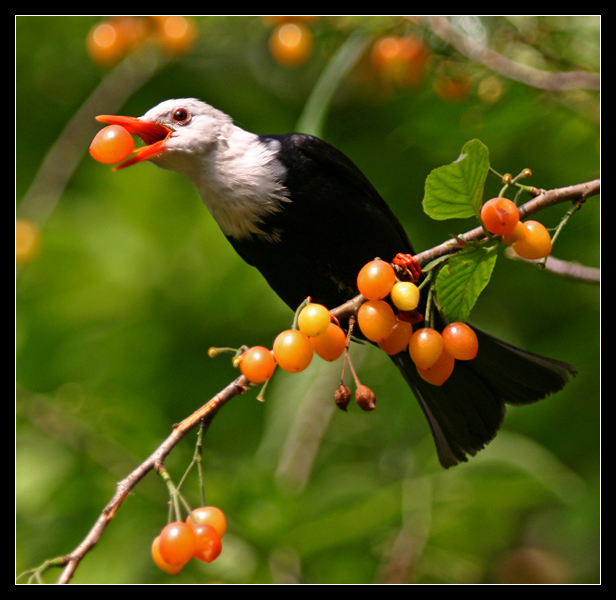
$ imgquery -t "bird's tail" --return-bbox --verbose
[391,326,576,468]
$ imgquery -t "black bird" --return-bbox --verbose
[96,98,575,468]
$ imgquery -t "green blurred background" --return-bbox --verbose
[16,16,600,584]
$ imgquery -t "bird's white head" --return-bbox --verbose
[96,98,288,240]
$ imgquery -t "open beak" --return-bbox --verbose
[95,115,172,170]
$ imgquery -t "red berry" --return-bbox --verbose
[187,506,227,539]
[481,197,520,236]
[90,125,134,164]
[192,523,222,563]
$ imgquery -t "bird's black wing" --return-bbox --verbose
[230,133,415,310]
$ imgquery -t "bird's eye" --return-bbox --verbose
[172,108,190,123]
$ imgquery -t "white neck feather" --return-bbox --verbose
[185,126,288,241]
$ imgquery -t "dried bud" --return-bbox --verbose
[334,384,351,411]
[355,385,376,411]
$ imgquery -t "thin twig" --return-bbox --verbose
[55,375,249,584]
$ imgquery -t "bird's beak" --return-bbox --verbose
[95,114,172,170]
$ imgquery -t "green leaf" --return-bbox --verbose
[435,245,498,323]
[422,139,490,220]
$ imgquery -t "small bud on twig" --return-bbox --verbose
[355,385,376,411]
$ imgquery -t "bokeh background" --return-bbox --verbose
[16,16,600,584]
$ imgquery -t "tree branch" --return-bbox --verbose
[420,16,600,92]
[55,376,249,584]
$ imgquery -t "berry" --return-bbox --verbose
[152,15,198,55]
[239,346,276,383]
[378,318,413,356]
[416,348,455,386]
[511,220,552,260]
[481,197,520,236]
[86,17,145,67]
[390,281,420,311]
[16,219,41,265]
[152,535,183,575]
[273,329,313,372]
[371,35,429,87]
[501,220,527,246]
[297,303,331,337]
[408,327,444,370]
[268,22,314,68]
[309,322,347,362]
[90,125,134,165]
[441,322,478,360]
[187,506,227,539]
[357,300,396,342]
[357,260,396,300]
[158,521,197,568]
[192,524,222,563]
[433,74,471,102]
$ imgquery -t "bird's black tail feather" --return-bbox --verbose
[391,326,576,468]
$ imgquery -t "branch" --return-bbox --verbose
[420,16,600,92]
[331,179,600,321]
[54,375,249,584]
[32,178,597,584]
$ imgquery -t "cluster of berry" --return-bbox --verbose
[239,302,346,383]
[151,506,226,575]
[481,196,552,260]
[86,16,198,68]
[355,259,478,386]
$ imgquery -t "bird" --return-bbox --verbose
[96,98,576,468]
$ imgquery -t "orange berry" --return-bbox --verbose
[273,329,313,372]
[378,318,413,356]
[357,300,396,342]
[16,219,41,264]
[158,521,197,568]
[416,348,455,386]
[481,197,520,236]
[441,322,478,360]
[90,125,134,165]
[309,322,347,361]
[239,346,276,383]
[192,524,222,563]
[187,506,227,539]
[269,22,314,68]
[408,327,444,370]
[371,35,429,87]
[152,535,183,575]
[357,259,396,300]
[501,220,527,246]
[153,15,198,55]
[512,220,552,259]
[298,303,331,337]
